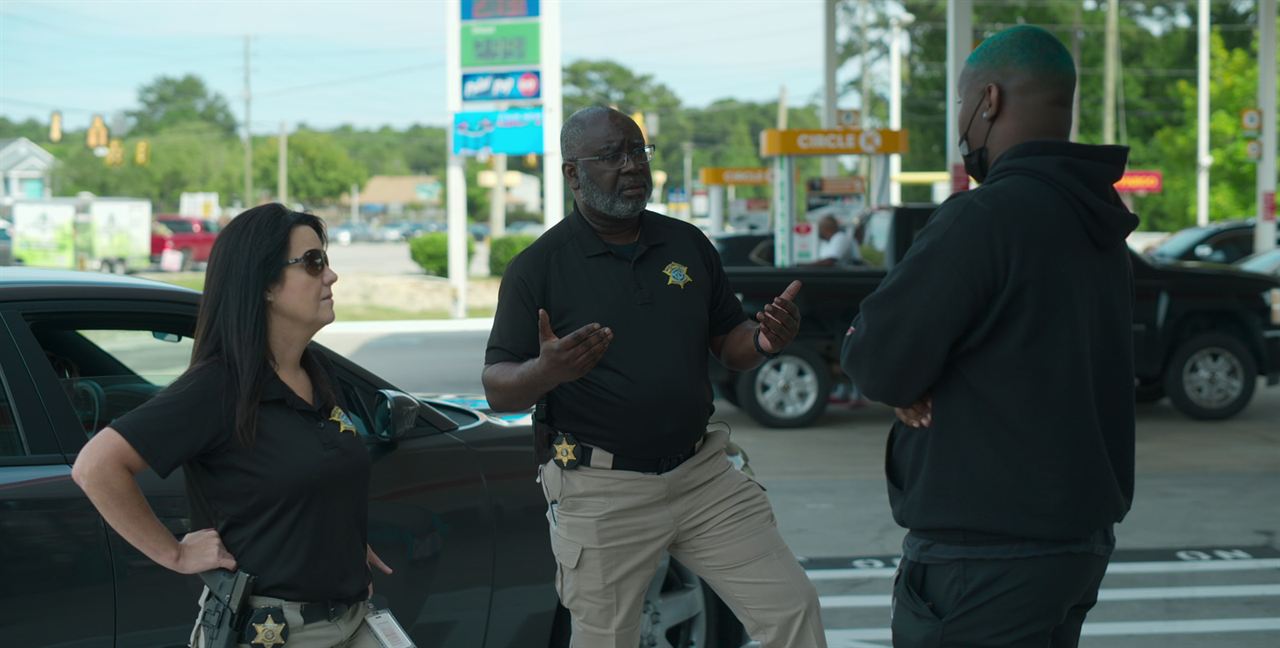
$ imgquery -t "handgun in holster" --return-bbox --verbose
[194,568,255,648]
[533,399,554,467]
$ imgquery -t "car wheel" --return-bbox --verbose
[1163,332,1257,420]
[550,555,744,648]
[179,248,193,271]
[1134,380,1165,403]
[99,259,115,274]
[735,344,830,428]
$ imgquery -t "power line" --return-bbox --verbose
[255,63,441,98]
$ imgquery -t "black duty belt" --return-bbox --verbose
[298,597,363,625]
[549,431,702,474]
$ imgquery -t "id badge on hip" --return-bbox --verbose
[364,604,415,648]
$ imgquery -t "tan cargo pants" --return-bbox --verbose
[189,589,381,648]
[540,428,827,648]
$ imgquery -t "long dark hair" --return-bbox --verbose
[190,203,334,447]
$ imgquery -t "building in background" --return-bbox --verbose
[0,138,54,203]
[350,175,443,217]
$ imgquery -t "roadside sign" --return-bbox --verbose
[808,176,865,195]
[700,167,770,186]
[461,0,540,20]
[461,21,540,68]
[792,222,819,264]
[760,128,908,157]
[1241,107,1262,136]
[462,70,541,101]
[1114,170,1164,194]
[453,107,544,156]
[836,109,860,129]
[1247,139,1263,162]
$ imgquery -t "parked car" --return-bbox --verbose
[1236,247,1280,278]
[1147,220,1280,265]
[0,268,747,648]
[150,215,219,270]
[329,222,376,245]
[711,205,1280,426]
[507,220,545,237]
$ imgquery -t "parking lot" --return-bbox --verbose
[317,325,1280,648]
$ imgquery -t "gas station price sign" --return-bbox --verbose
[462,0,539,20]
[461,22,540,68]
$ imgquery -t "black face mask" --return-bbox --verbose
[958,100,994,183]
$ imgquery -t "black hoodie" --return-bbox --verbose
[841,140,1139,541]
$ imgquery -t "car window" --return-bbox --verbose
[0,372,24,457]
[858,211,892,268]
[160,219,195,234]
[1238,249,1280,275]
[35,327,193,438]
[1203,231,1254,264]
[1151,226,1214,260]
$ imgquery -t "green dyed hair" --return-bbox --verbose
[964,25,1076,102]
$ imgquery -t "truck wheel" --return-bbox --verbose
[736,344,830,428]
[1163,332,1257,420]
[179,249,194,271]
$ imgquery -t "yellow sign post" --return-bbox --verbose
[699,167,771,186]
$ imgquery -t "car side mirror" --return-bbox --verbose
[372,389,458,442]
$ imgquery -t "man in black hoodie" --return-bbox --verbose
[841,25,1138,647]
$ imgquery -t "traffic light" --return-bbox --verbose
[105,139,124,167]
[49,111,62,143]
[135,140,150,166]
[86,115,109,149]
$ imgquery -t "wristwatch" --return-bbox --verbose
[753,327,781,359]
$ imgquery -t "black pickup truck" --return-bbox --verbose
[712,204,1280,427]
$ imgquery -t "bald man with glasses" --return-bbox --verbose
[483,107,826,648]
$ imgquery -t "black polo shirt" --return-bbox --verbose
[486,208,747,459]
[112,351,371,602]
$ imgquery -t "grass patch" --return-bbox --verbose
[135,272,206,292]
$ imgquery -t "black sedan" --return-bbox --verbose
[0,268,746,648]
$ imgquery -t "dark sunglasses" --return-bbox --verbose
[283,248,329,276]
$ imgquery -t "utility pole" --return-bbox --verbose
[682,141,694,218]
[946,0,972,193]
[859,0,872,190]
[1104,0,1118,144]
[822,0,838,177]
[1255,0,1277,253]
[777,85,789,129]
[243,36,253,208]
[490,154,507,237]
[1196,0,1211,226]
[1071,2,1083,141]
[278,122,287,207]
[889,12,914,205]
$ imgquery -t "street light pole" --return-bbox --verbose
[822,0,838,178]
[1196,0,1212,226]
[1256,0,1277,252]
[946,0,972,194]
[889,13,914,205]
[682,141,694,218]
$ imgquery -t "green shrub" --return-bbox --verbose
[409,232,474,277]
[489,234,538,277]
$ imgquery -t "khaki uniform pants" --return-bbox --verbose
[190,589,381,648]
[541,428,827,648]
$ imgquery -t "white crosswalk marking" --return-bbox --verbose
[802,549,1280,648]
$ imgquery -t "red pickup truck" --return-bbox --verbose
[150,215,219,270]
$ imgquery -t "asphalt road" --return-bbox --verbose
[314,326,1280,648]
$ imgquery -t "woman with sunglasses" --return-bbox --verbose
[73,203,392,647]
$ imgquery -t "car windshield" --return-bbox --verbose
[160,219,194,234]
[1237,248,1280,274]
[1149,226,1214,260]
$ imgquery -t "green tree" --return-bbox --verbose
[128,75,238,137]
[1133,28,1274,231]
[255,129,368,206]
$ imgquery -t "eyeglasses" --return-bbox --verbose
[569,144,655,169]
[283,248,329,276]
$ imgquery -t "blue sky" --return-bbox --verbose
[1,0,827,133]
